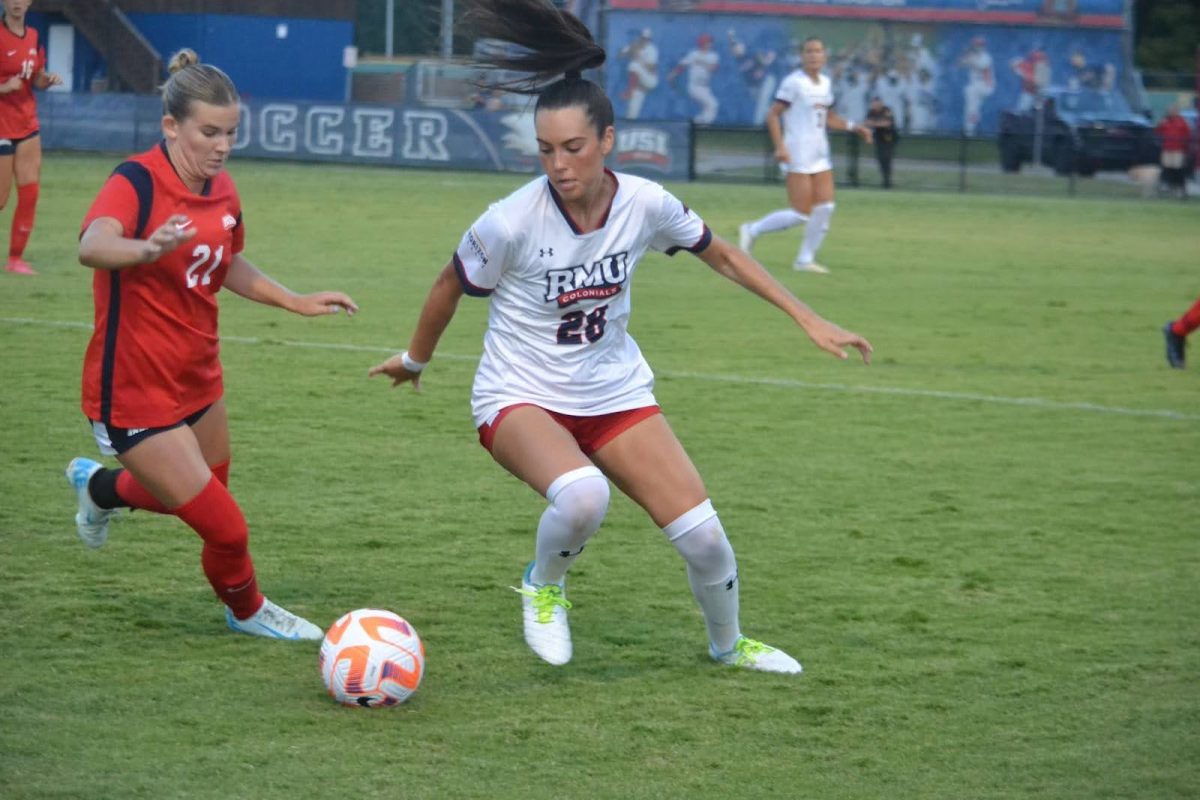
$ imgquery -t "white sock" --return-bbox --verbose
[749,208,807,238]
[798,201,835,265]
[530,466,609,586]
[663,499,741,653]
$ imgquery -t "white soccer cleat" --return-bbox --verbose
[738,223,756,253]
[711,636,803,674]
[512,562,572,665]
[65,457,113,549]
[226,597,323,641]
[793,261,830,274]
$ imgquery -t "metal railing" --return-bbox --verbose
[692,127,1182,200]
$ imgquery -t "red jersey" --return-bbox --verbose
[80,142,245,428]
[0,19,44,139]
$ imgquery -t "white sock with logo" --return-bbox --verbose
[663,499,741,654]
[798,202,835,265]
[749,208,808,238]
[530,466,610,587]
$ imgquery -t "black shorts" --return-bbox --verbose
[88,404,213,456]
[0,130,39,156]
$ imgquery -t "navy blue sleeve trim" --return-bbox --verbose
[112,161,154,239]
[452,252,493,298]
[665,224,713,257]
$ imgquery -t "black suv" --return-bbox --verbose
[998,87,1160,176]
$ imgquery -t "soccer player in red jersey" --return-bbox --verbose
[0,0,60,275]
[65,49,358,640]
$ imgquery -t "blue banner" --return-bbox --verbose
[607,0,1126,24]
[36,93,693,181]
[605,12,1126,133]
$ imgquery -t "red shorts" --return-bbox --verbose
[478,404,661,455]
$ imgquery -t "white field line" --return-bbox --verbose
[3,316,1197,422]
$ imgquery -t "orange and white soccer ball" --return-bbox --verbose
[319,608,425,707]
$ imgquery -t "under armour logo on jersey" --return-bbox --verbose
[222,214,238,230]
[540,247,554,257]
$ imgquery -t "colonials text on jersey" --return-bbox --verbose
[544,251,629,308]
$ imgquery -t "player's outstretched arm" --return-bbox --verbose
[224,254,358,316]
[695,235,873,364]
[368,259,465,389]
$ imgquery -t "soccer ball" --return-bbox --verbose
[319,608,425,707]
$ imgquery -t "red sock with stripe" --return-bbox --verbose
[9,182,38,259]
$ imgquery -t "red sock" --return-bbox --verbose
[116,469,170,514]
[1172,298,1200,336]
[172,475,263,619]
[116,459,229,512]
[9,182,38,259]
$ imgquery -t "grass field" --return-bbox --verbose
[1,153,1197,799]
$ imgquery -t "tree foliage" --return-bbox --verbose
[1135,0,1200,73]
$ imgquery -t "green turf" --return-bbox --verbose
[1,154,1197,799]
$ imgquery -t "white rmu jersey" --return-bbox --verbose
[776,70,835,173]
[453,170,712,427]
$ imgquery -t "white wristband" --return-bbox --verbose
[400,350,428,373]
[847,120,857,132]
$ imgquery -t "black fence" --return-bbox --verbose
[692,127,1180,201]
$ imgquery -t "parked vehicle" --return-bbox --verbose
[998,87,1160,176]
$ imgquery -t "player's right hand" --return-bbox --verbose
[774,145,791,164]
[142,214,197,262]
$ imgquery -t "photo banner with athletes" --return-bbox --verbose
[604,10,1127,133]
[604,0,1125,25]
[36,92,693,181]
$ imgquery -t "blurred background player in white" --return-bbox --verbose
[617,28,658,120]
[958,36,994,135]
[67,49,357,641]
[668,32,719,125]
[370,0,872,675]
[739,37,872,274]
[728,28,778,126]
[908,66,938,133]
[1011,48,1050,112]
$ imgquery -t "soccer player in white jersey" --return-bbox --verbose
[739,37,872,274]
[370,0,872,675]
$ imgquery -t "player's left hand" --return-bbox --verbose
[43,72,63,88]
[368,354,421,390]
[290,291,358,317]
[858,126,874,144]
[805,318,873,364]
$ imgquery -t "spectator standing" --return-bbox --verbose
[1155,104,1190,199]
[865,95,898,188]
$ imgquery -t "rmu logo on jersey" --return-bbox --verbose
[544,251,629,308]
[221,214,238,230]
